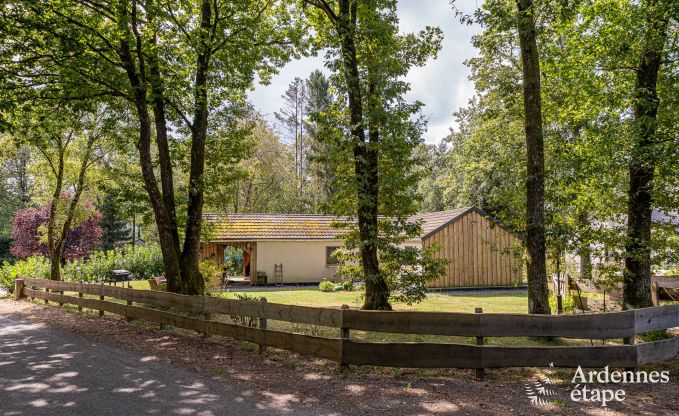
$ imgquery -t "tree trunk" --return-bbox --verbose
[335,0,390,310]
[178,0,212,295]
[623,0,670,309]
[577,212,593,282]
[516,0,549,314]
[46,140,65,281]
[117,13,182,289]
[147,33,182,259]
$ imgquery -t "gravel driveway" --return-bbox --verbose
[0,314,325,415]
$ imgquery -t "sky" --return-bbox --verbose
[247,1,482,144]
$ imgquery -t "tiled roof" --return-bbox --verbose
[409,207,472,237]
[203,208,476,241]
[203,213,344,241]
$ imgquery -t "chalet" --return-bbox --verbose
[200,206,523,288]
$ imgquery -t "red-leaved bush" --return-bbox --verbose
[11,201,102,261]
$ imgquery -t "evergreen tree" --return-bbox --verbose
[98,193,130,251]
[275,78,308,203]
[305,70,336,209]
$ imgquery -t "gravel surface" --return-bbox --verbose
[1,298,678,415]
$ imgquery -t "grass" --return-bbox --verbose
[85,280,528,314]
[214,288,587,346]
[219,288,528,313]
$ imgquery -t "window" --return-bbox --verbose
[326,246,341,266]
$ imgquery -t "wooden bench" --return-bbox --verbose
[148,276,167,291]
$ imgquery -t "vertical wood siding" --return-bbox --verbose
[426,210,523,288]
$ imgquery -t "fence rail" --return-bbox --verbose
[14,277,679,371]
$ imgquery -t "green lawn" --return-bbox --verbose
[128,279,529,313]
[219,288,529,314]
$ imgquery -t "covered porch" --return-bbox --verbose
[200,241,259,286]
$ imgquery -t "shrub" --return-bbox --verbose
[62,244,164,282]
[200,259,222,292]
[231,293,261,327]
[0,256,50,294]
[319,280,335,292]
[342,280,354,291]
[549,291,575,314]
[640,330,669,342]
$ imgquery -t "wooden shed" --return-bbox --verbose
[412,207,523,288]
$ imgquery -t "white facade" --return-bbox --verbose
[256,240,343,283]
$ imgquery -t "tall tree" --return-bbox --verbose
[1,0,307,294]
[8,106,106,280]
[275,77,307,201]
[305,69,336,209]
[302,0,443,309]
[98,193,131,251]
[228,118,301,214]
[623,0,673,308]
[516,0,550,314]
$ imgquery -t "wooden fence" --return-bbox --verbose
[13,278,679,372]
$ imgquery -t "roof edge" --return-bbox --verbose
[420,206,475,240]
[420,206,520,240]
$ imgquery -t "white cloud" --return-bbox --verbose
[247,0,481,144]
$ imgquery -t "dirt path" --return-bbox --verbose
[1,298,677,415]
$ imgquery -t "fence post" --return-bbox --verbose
[99,292,104,317]
[78,291,83,312]
[475,307,485,381]
[59,290,64,306]
[203,312,212,338]
[258,297,267,354]
[623,334,635,372]
[651,282,659,307]
[13,279,24,300]
[339,304,350,370]
[44,287,49,304]
[126,299,133,322]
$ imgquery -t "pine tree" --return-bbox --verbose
[305,70,335,209]
[99,193,131,251]
[275,78,307,202]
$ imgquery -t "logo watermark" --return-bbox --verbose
[524,363,560,405]
[525,363,671,407]
[570,366,670,407]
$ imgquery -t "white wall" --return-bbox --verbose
[256,239,424,284]
[257,240,343,283]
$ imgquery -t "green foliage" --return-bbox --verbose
[0,237,14,264]
[334,244,447,304]
[221,246,244,276]
[199,259,221,293]
[302,1,445,308]
[0,256,50,294]
[342,280,354,292]
[230,293,262,327]
[98,193,131,251]
[548,291,576,314]
[640,330,669,342]
[0,142,31,240]
[62,244,164,283]
[226,119,305,213]
[319,280,335,292]
[438,0,679,299]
